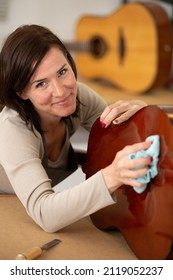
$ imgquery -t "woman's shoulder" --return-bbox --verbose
[77,82,92,102]
[0,106,26,131]
[0,106,18,118]
[0,106,22,129]
[0,106,41,140]
[77,81,105,103]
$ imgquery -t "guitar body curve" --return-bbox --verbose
[82,106,173,259]
[75,3,172,93]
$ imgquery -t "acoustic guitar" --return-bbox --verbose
[65,2,173,94]
[82,106,173,260]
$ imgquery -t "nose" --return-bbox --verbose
[51,79,64,97]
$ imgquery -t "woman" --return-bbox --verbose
[0,25,151,232]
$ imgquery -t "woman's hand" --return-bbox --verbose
[100,100,147,128]
[102,140,152,193]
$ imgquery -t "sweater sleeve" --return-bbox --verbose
[25,170,116,232]
[0,114,115,233]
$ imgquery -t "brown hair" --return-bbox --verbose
[0,24,78,131]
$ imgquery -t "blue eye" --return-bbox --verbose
[58,68,67,77]
[36,81,46,88]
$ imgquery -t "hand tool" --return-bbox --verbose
[15,238,61,260]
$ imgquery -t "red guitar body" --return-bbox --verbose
[82,106,173,259]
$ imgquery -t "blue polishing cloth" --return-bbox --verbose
[128,135,160,193]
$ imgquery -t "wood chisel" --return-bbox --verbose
[15,238,61,260]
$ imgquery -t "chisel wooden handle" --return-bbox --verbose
[15,246,42,260]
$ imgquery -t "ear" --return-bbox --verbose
[16,91,28,100]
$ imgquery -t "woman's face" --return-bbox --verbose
[20,47,77,122]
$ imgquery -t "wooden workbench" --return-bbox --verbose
[0,195,137,260]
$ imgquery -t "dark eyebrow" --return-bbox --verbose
[31,63,67,85]
[57,63,67,73]
[31,78,46,85]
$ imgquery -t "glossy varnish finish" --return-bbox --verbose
[83,106,173,259]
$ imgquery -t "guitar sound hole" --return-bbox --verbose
[90,36,107,58]
[119,28,125,64]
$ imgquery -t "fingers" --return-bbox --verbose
[113,109,136,125]
[119,168,149,188]
[105,141,153,192]
[100,105,118,128]
[109,157,151,191]
[113,100,147,125]
[118,141,152,158]
[100,101,128,126]
[103,154,151,193]
[100,100,147,127]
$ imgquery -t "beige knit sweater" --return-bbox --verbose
[0,82,116,232]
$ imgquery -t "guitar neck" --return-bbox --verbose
[64,41,90,52]
[64,36,108,58]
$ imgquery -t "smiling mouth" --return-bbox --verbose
[52,96,70,106]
